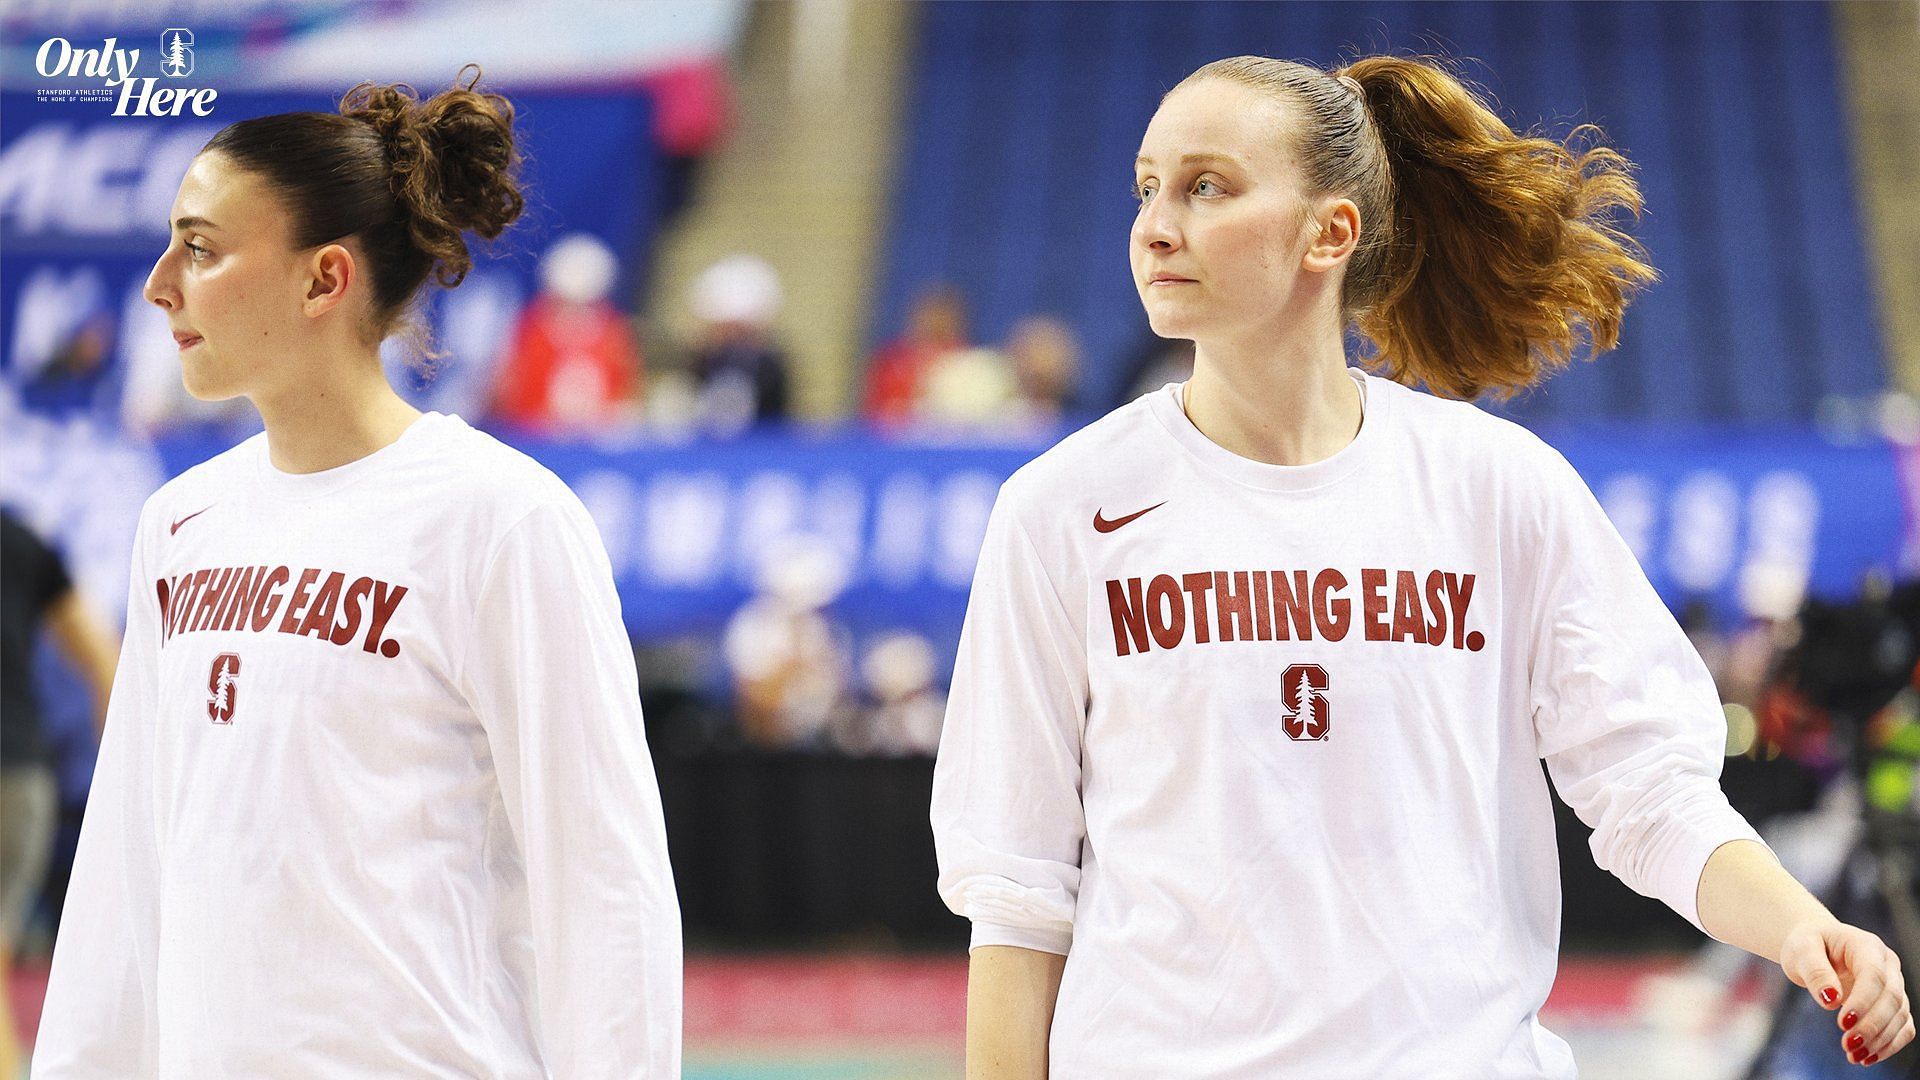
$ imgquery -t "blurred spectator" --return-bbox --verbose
[913,315,1080,435]
[864,285,967,425]
[1,509,117,951]
[1875,390,1920,446]
[689,254,791,434]
[1006,315,1080,430]
[1719,559,1813,712]
[917,345,1015,428]
[490,234,643,432]
[8,267,115,419]
[849,631,946,756]
[722,536,853,748]
[1678,597,1732,695]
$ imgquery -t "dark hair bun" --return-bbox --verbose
[339,65,525,289]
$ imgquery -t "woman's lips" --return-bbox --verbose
[173,332,203,350]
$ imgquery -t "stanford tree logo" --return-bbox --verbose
[1280,663,1329,740]
[160,29,193,78]
[207,652,240,724]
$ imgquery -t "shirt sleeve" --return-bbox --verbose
[457,497,682,1077]
[930,489,1089,956]
[33,508,159,1078]
[1525,447,1768,937]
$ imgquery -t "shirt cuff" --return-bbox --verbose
[970,920,1072,956]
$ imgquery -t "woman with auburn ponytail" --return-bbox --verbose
[933,52,1911,1077]
[33,69,681,1077]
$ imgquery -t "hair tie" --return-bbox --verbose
[1336,74,1364,98]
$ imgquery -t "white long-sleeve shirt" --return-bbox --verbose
[931,368,1768,1079]
[34,412,681,1079]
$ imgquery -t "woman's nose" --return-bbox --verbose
[143,252,178,310]
[1133,201,1180,252]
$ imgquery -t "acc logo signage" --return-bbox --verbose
[1280,663,1329,741]
[206,651,240,724]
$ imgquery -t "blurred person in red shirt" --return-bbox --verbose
[490,234,643,432]
[864,284,967,425]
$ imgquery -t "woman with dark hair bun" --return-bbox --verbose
[932,54,1912,1076]
[34,69,681,1077]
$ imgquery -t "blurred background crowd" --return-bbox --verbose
[4,1,1920,1077]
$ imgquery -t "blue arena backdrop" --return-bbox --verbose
[0,88,662,418]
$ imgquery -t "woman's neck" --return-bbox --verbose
[251,349,423,474]
[1183,332,1362,467]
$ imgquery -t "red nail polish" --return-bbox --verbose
[1844,1011,1860,1030]
[1848,1034,1866,1052]
[1865,1055,1879,1066]
[1823,987,1842,1006]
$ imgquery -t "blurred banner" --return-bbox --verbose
[4,420,1905,643]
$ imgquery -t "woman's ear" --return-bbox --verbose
[302,243,356,317]
[1302,198,1361,275]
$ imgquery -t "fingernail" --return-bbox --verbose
[1865,1055,1878,1066]
[1848,1033,1866,1052]
[1844,1010,1860,1030]
[1823,987,1842,1006]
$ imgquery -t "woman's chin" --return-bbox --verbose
[180,361,242,402]
[1143,307,1198,341]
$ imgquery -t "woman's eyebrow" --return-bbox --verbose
[172,215,220,232]
[1134,152,1249,170]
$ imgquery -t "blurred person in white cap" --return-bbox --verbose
[688,253,791,435]
[855,631,947,756]
[722,533,853,749]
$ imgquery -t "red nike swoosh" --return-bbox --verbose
[170,505,212,535]
[1093,501,1166,533]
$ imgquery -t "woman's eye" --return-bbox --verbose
[1133,182,1155,204]
[1193,177,1222,196]
[184,241,210,262]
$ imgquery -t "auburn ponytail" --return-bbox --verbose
[1180,55,1657,401]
